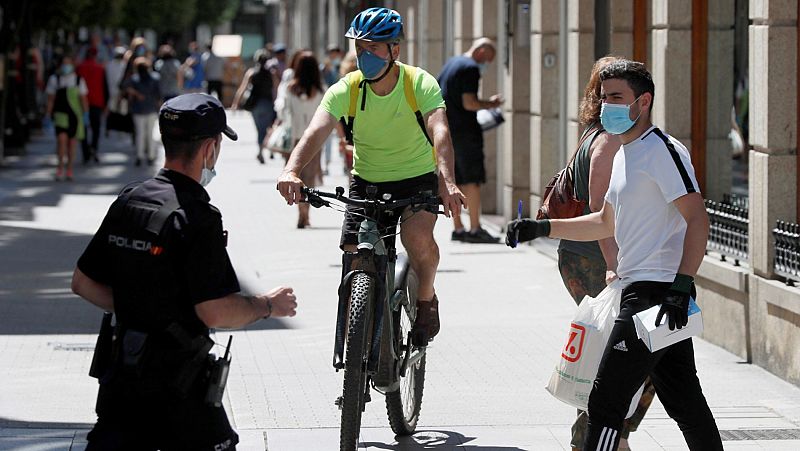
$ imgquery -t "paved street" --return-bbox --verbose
[2,112,800,450]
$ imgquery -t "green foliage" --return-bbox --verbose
[195,0,241,26]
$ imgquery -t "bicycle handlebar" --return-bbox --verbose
[300,186,443,215]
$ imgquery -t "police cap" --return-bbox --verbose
[159,93,238,141]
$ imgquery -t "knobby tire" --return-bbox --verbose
[385,269,426,435]
[340,272,374,451]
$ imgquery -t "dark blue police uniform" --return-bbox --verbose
[78,94,241,451]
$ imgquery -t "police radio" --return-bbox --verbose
[205,335,232,407]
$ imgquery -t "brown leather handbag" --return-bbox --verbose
[536,126,597,220]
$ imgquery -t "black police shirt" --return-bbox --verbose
[77,169,240,333]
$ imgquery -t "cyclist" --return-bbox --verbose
[277,7,465,347]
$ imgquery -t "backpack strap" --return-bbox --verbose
[339,71,363,145]
[402,64,433,146]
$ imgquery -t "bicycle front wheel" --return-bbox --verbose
[340,272,374,451]
[385,268,426,435]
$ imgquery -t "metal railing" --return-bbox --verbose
[705,195,749,266]
[773,220,800,286]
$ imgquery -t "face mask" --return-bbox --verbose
[199,144,218,187]
[61,64,74,75]
[135,46,146,57]
[331,57,342,67]
[600,95,643,135]
[357,50,389,80]
[477,63,488,75]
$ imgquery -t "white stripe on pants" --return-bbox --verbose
[133,113,157,161]
[596,427,618,451]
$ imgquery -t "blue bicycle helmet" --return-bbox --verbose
[345,7,404,43]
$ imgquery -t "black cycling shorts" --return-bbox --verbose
[340,172,438,250]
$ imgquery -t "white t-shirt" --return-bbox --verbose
[605,125,700,283]
[45,73,88,96]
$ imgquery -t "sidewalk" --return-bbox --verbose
[1,114,800,450]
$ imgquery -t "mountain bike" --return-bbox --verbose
[301,185,441,451]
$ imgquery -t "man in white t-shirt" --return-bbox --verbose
[506,60,723,451]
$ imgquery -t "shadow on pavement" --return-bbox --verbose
[0,416,93,429]
[361,429,526,450]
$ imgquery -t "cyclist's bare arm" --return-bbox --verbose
[424,108,465,218]
[277,110,338,205]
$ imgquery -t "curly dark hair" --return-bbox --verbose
[288,51,323,98]
[598,59,655,112]
[578,56,621,127]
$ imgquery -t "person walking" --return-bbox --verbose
[232,49,276,164]
[124,57,161,166]
[437,38,503,243]
[557,56,656,451]
[183,41,205,93]
[72,93,298,451]
[154,44,182,102]
[506,59,723,451]
[45,54,89,181]
[203,43,225,100]
[279,51,325,228]
[277,7,466,347]
[77,47,108,164]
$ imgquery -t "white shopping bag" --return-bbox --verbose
[546,280,643,418]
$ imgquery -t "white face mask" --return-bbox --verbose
[200,143,219,187]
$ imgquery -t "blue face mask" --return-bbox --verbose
[61,64,74,75]
[357,50,389,79]
[600,95,642,135]
[477,63,488,75]
[200,144,218,187]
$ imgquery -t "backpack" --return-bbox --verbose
[340,63,433,147]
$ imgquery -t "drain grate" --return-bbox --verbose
[720,429,800,440]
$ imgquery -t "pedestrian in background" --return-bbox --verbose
[203,43,225,100]
[437,38,503,243]
[337,51,358,177]
[182,41,205,93]
[558,55,655,451]
[124,57,161,166]
[506,59,723,451]
[154,44,181,102]
[105,46,129,138]
[232,49,275,164]
[320,44,344,175]
[45,54,89,181]
[72,93,297,451]
[77,46,108,164]
[266,43,288,100]
[279,51,325,228]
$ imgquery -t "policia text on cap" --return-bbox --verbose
[71,93,298,450]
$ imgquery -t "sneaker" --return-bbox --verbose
[451,230,467,241]
[464,227,500,244]
[256,153,265,164]
[412,295,440,347]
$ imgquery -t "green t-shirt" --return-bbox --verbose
[320,62,445,183]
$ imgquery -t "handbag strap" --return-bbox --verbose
[565,123,600,168]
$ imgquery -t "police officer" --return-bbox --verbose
[72,93,298,451]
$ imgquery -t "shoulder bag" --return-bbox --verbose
[535,125,598,220]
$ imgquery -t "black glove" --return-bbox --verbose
[655,273,693,330]
[505,219,550,248]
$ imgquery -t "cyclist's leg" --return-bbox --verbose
[399,210,438,301]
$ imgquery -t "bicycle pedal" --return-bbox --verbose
[335,396,344,410]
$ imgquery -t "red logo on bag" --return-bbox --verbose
[562,323,586,362]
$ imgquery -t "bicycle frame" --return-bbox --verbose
[306,186,431,391]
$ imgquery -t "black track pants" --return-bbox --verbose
[583,281,723,451]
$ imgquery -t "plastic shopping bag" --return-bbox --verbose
[546,280,644,417]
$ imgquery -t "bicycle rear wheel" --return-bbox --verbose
[340,272,374,451]
[385,268,426,435]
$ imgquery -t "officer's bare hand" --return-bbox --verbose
[266,286,297,318]
[277,171,305,205]
[439,182,465,218]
